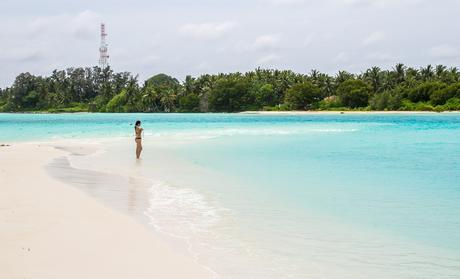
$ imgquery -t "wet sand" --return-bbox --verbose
[0,143,213,279]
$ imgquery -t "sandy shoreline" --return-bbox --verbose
[2,110,460,116]
[240,110,460,115]
[0,143,213,279]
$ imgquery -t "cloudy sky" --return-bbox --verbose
[1,0,459,87]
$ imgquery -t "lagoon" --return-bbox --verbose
[1,112,460,278]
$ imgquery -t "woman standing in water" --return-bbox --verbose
[134,120,143,159]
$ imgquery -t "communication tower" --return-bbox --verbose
[99,23,109,68]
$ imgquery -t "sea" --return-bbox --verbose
[1,112,459,278]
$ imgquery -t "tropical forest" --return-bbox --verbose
[1,64,460,113]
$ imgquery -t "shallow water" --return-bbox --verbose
[2,113,460,278]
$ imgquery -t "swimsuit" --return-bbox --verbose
[135,126,142,140]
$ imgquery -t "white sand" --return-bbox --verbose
[241,110,460,114]
[0,143,213,279]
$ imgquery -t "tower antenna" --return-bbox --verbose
[99,23,109,69]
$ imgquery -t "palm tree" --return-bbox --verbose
[448,67,460,82]
[381,70,394,92]
[159,88,176,112]
[420,65,434,81]
[435,65,447,79]
[315,73,334,97]
[124,76,140,111]
[184,75,195,95]
[364,66,382,93]
[335,71,354,84]
[310,69,320,84]
[141,83,159,112]
[392,63,406,84]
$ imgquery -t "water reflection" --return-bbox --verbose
[47,155,153,224]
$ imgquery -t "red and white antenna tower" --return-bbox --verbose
[99,23,109,69]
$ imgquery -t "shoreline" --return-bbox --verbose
[1,110,460,115]
[0,143,213,279]
[2,126,460,278]
[240,110,460,115]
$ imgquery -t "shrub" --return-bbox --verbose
[284,82,321,110]
[48,105,88,113]
[106,90,128,112]
[209,79,252,112]
[179,93,200,112]
[443,98,460,111]
[318,96,343,110]
[430,83,460,105]
[408,82,446,103]
[401,100,435,111]
[252,83,276,108]
[370,90,403,110]
[414,102,434,111]
[336,80,371,108]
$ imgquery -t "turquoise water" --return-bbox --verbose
[181,117,460,249]
[2,113,460,278]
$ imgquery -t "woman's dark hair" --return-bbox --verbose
[135,120,141,126]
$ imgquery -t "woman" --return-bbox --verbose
[134,120,143,159]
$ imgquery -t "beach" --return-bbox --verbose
[0,143,213,279]
[241,110,460,115]
[1,113,460,278]
[2,0,460,276]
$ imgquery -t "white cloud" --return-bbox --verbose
[0,0,459,88]
[0,10,100,67]
[179,21,237,39]
[70,10,101,40]
[335,51,349,62]
[428,44,460,59]
[342,0,378,7]
[303,34,315,47]
[365,51,392,62]
[28,10,100,41]
[340,0,423,8]
[0,48,44,62]
[228,35,280,53]
[259,0,308,5]
[362,31,385,46]
[195,61,212,71]
[252,35,280,50]
[256,53,280,65]
[141,55,160,67]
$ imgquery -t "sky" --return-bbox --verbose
[0,0,459,87]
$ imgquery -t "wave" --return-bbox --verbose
[144,180,231,278]
[143,126,359,140]
[144,180,223,239]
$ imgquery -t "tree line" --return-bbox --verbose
[1,64,460,113]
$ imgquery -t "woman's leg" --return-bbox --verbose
[136,140,142,159]
[139,141,143,158]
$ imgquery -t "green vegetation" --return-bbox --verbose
[284,82,321,110]
[1,64,460,113]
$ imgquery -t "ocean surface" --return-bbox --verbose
[1,113,460,278]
